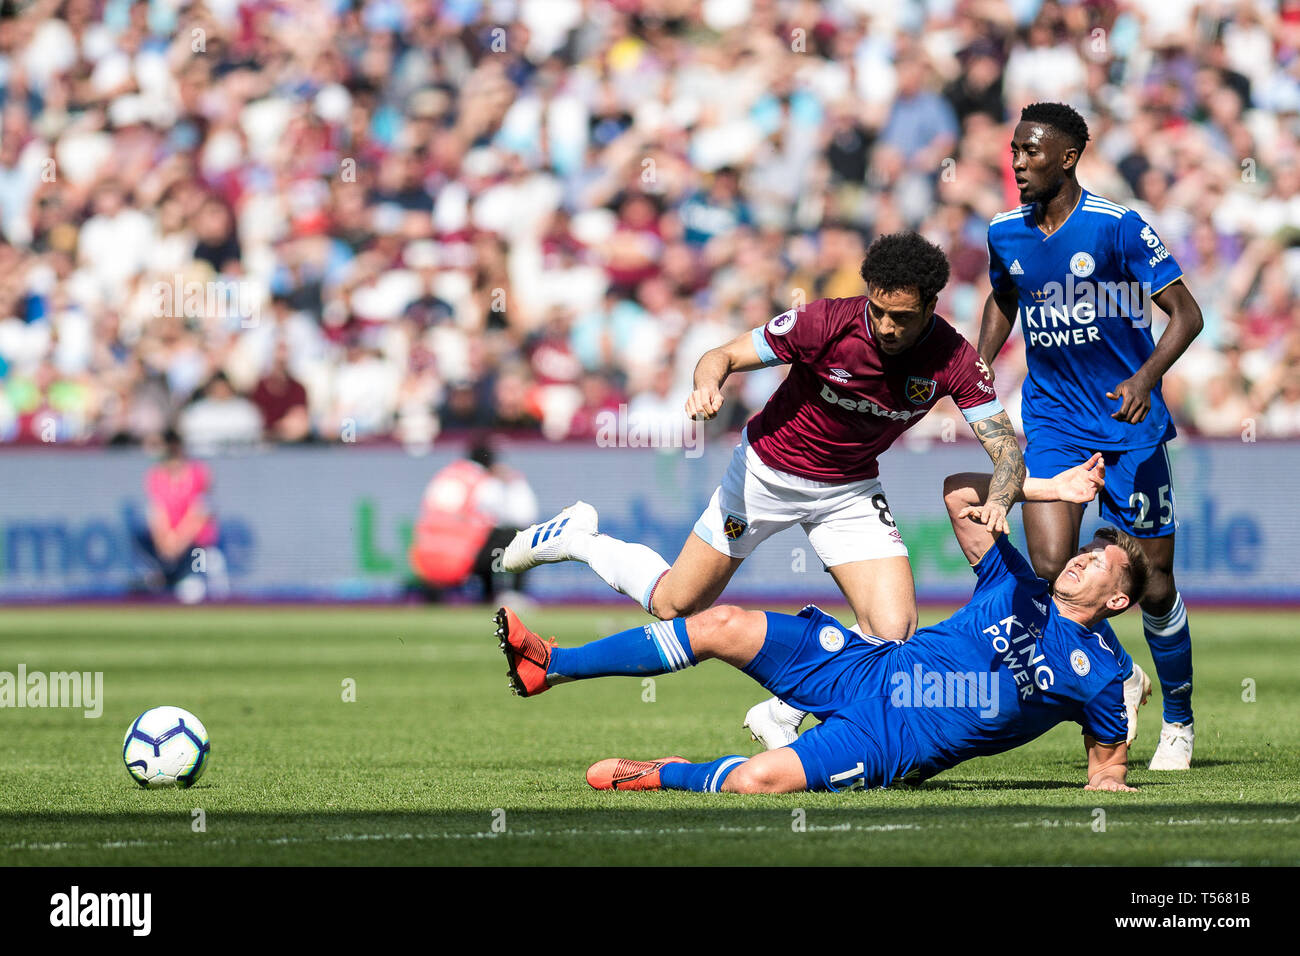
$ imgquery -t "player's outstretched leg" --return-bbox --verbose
[496,603,777,702]
[1137,537,1194,769]
[585,757,688,791]
[500,501,673,614]
[587,748,807,793]
[495,606,707,697]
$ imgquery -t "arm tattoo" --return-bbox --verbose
[973,412,1026,508]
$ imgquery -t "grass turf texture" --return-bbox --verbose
[0,605,1296,866]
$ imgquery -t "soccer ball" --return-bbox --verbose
[122,706,211,788]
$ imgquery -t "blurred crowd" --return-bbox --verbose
[1,0,1299,453]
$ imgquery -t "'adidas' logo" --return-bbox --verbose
[531,516,570,547]
[1009,259,1024,275]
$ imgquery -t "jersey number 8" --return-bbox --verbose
[871,493,897,528]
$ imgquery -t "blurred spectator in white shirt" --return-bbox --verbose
[178,371,263,456]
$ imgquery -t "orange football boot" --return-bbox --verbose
[496,606,557,697]
[585,756,689,791]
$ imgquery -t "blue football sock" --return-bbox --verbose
[1143,592,1193,724]
[659,755,748,792]
[548,618,696,683]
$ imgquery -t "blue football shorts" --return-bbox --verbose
[1025,437,1176,539]
[742,605,922,792]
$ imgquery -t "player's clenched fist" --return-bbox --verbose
[685,386,724,421]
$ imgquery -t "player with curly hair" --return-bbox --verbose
[504,232,1026,740]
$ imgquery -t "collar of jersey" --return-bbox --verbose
[1032,187,1086,239]
[913,313,937,347]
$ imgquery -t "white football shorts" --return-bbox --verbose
[692,437,909,567]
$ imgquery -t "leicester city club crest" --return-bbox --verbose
[1070,251,1096,277]
[905,376,936,405]
[723,514,748,540]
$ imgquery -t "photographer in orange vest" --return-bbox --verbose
[409,436,539,602]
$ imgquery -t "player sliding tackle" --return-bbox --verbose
[497,455,1147,794]
[503,232,1024,746]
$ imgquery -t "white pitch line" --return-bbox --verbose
[3,815,1296,854]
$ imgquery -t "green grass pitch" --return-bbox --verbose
[0,605,1296,866]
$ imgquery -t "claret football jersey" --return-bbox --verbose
[748,297,1002,483]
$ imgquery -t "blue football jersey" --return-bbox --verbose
[892,536,1129,781]
[987,189,1184,450]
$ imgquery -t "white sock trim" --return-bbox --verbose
[1143,593,1187,636]
[708,756,747,792]
[646,620,689,672]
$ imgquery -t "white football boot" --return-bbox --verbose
[502,501,598,573]
[743,696,807,750]
[1123,662,1152,745]
[1148,720,1194,770]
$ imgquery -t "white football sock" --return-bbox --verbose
[567,533,669,614]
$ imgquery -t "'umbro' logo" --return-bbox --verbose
[1009,259,1024,275]
[829,368,850,383]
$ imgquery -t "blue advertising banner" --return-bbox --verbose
[0,437,1295,602]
